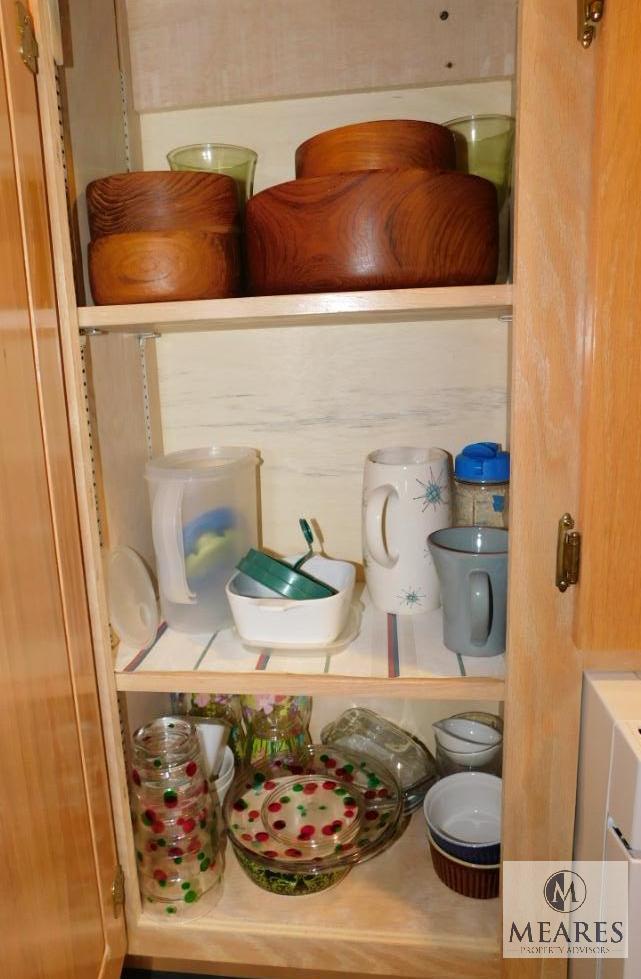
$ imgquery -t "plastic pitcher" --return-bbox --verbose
[146,447,259,634]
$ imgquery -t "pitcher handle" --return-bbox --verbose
[364,484,398,569]
[469,570,490,645]
[151,481,196,605]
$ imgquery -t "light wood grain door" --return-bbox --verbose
[0,3,125,977]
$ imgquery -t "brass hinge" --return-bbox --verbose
[556,513,581,592]
[112,864,125,917]
[578,0,604,48]
[16,1,38,74]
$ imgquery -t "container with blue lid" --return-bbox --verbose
[452,442,510,528]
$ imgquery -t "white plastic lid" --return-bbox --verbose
[145,446,258,481]
[107,546,159,648]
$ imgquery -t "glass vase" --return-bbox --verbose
[239,694,312,766]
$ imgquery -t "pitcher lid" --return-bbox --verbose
[454,442,510,483]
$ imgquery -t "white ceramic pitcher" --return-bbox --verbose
[362,447,452,614]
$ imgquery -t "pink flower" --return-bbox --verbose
[193,693,211,708]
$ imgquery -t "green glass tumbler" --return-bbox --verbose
[167,143,258,209]
[445,115,515,209]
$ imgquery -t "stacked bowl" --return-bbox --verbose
[87,171,241,304]
[433,711,503,775]
[423,772,501,899]
[245,119,499,295]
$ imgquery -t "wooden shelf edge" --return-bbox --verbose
[78,283,513,334]
[115,670,506,699]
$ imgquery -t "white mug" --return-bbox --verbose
[362,447,452,614]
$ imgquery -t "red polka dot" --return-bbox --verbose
[177,816,184,826]
[335,767,347,777]
[290,765,304,775]
[322,824,335,836]
[263,780,277,789]
[255,831,269,842]
[264,850,278,858]
[144,808,156,822]
[285,848,302,858]
[188,837,200,852]
[273,819,286,830]
[249,810,260,819]
[241,833,252,841]
[185,761,197,777]
[168,846,183,857]
[365,810,378,821]
[148,842,158,852]
[344,809,355,818]
[181,818,196,833]
[323,780,337,790]
[378,788,389,798]
[325,758,337,768]
[153,869,167,881]
[364,789,376,799]
[267,802,281,813]
[300,824,316,836]
[303,782,318,795]
[151,820,164,833]
[201,780,209,794]
[132,769,141,786]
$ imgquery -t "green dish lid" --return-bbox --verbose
[236,549,337,600]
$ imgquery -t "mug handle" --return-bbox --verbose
[151,480,196,605]
[469,570,491,645]
[364,484,398,569]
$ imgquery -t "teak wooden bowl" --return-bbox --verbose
[245,169,498,296]
[86,171,239,238]
[89,229,241,304]
[295,120,456,178]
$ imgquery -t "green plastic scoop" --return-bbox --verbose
[235,519,337,600]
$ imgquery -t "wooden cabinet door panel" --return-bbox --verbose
[0,8,125,978]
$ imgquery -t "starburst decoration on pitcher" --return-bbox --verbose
[398,586,425,608]
[414,467,449,511]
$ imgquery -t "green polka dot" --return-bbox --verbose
[359,760,367,768]
[168,722,175,728]
[296,804,304,811]
[199,819,206,828]
[153,758,161,768]
[319,805,327,811]
[253,772,266,784]
[158,878,166,888]
[200,858,210,871]
[173,857,182,865]
[367,774,381,788]
[181,882,191,891]
[147,896,154,903]
[292,783,303,792]
[184,890,198,903]
[136,851,143,862]
[157,838,166,847]
[141,813,152,826]
[320,753,329,762]
[235,799,248,811]
[343,763,354,773]
[334,787,347,796]
[166,906,177,914]
[280,796,290,804]
[163,789,178,805]
[197,851,205,860]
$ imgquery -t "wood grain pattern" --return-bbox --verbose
[246,169,498,295]
[126,0,517,113]
[501,0,597,976]
[87,171,239,238]
[295,120,456,178]
[575,0,641,653]
[126,814,499,978]
[0,12,118,973]
[89,229,241,304]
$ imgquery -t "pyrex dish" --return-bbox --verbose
[224,743,403,894]
[236,602,361,654]
[236,548,337,600]
[320,707,438,813]
[227,554,355,645]
[423,773,501,865]
[428,830,499,900]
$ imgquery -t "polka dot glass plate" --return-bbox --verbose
[224,744,403,877]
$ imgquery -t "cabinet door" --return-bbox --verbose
[0,4,125,977]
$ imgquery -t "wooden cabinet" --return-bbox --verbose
[2,0,639,977]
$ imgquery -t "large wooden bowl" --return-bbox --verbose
[86,171,239,238]
[295,120,456,178]
[89,229,241,304]
[245,169,498,295]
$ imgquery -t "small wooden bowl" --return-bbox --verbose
[89,229,240,304]
[86,171,239,238]
[245,169,498,295]
[295,120,456,178]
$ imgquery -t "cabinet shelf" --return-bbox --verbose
[127,812,500,978]
[78,283,512,335]
[115,587,505,698]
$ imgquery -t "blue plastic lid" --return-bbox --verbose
[454,442,510,483]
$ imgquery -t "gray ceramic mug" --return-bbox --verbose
[428,527,508,657]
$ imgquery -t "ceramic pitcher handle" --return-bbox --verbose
[151,480,196,605]
[469,570,490,645]
[364,484,398,569]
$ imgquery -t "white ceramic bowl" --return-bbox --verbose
[437,742,502,768]
[423,772,502,856]
[226,554,356,646]
[433,717,502,754]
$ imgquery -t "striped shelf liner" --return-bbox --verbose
[114,586,505,681]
